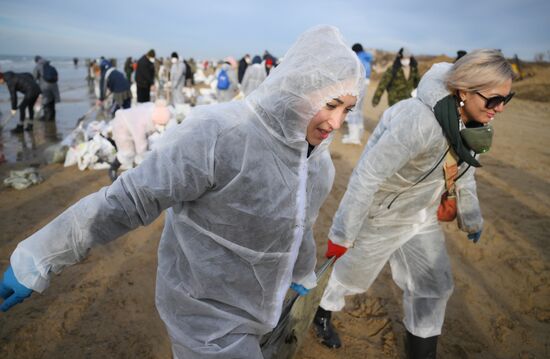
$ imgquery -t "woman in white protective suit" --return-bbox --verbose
[313,50,514,358]
[0,26,363,358]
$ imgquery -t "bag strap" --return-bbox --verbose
[387,147,449,209]
[443,148,458,195]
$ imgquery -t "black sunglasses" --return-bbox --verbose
[476,91,515,109]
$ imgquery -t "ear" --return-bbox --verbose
[456,90,467,102]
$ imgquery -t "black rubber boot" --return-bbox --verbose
[406,331,438,359]
[24,123,33,131]
[109,158,121,182]
[313,307,341,349]
[11,124,25,134]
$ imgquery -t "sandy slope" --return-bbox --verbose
[1,79,549,359]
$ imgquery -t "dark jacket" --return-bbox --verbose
[100,68,131,100]
[135,55,155,88]
[237,57,248,84]
[3,71,41,110]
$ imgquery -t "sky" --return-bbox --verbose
[1,0,549,61]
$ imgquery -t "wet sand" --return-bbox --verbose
[1,72,549,358]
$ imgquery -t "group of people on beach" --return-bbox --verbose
[1,25,515,359]
[0,56,60,133]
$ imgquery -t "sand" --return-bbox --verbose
[1,74,549,358]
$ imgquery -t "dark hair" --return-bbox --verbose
[147,49,156,58]
[171,52,178,59]
[455,50,467,62]
[351,43,363,53]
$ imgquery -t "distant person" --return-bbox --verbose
[237,54,251,84]
[169,52,187,105]
[455,50,467,62]
[157,57,171,99]
[342,43,373,145]
[73,57,79,68]
[98,59,132,117]
[0,71,41,133]
[511,54,524,80]
[135,49,156,103]
[33,56,60,122]
[262,50,278,76]
[216,57,239,102]
[124,57,134,83]
[314,50,514,359]
[183,58,195,87]
[108,99,171,181]
[240,55,267,96]
[372,47,419,107]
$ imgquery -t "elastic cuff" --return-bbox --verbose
[10,248,50,293]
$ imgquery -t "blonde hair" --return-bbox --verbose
[446,49,514,93]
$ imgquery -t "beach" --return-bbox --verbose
[1,61,549,358]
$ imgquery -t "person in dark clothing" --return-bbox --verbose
[183,59,195,86]
[237,54,251,84]
[0,71,41,133]
[98,59,132,117]
[33,56,61,122]
[455,50,467,62]
[135,49,156,103]
[263,50,278,75]
[124,57,134,82]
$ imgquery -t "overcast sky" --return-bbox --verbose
[1,0,549,61]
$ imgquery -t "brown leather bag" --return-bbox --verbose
[437,150,458,221]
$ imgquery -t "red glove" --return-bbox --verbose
[325,240,348,259]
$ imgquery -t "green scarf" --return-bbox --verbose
[433,94,481,167]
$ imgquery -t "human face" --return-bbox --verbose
[459,79,512,124]
[306,95,357,146]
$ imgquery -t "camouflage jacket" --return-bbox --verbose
[372,65,420,107]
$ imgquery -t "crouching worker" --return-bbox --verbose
[314,50,514,359]
[0,25,364,359]
[98,59,132,117]
[0,71,41,133]
[109,99,171,181]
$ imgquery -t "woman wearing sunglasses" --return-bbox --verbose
[314,49,514,358]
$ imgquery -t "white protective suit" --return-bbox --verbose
[170,60,186,105]
[10,25,363,358]
[241,63,267,96]
[342,78,369,144]
[216,64,239,102]
[111,102,158,168]
[321,63,483,338]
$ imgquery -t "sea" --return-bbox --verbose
[0,55,121,163]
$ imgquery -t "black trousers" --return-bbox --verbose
[18,92,40,123]
[137,86,150,103]
[43,101,56,122]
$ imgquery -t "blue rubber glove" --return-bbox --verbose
[0,266,33,312]
[467,230,482,244]
[290,282,310,296]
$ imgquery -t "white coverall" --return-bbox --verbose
[216,64,239,102]
[170,60,186,105]
[10,25,364,358]
[241,63,267,96]
[321,63,484,338]
[111,102,157,168]
[342,78,369,144]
